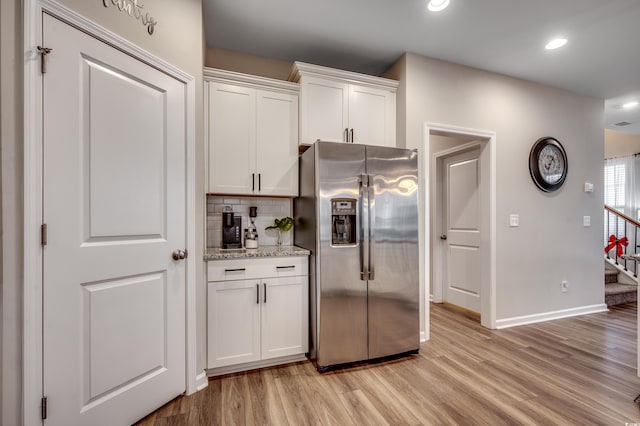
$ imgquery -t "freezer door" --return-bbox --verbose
[316,142,368,368]
[366,146,420,359]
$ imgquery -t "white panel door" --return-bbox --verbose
[348,84,395,147]
[207,280,261,368]
[261,276,309,360]
[42,15,186,425]
[300,76,349,144]
[256,89,299,196]
[208,82,256,194]
[443,149,482,313]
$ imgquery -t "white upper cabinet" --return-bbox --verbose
[290,62,398,147]
[299,77,349,144]
[208,82,256,195]
[256,90,299,196]
[205,68,299,196]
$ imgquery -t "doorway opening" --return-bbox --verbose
[424,123,496,330]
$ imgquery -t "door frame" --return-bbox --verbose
[424,123,496,330]
[23,1,201,424]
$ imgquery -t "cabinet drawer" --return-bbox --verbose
[207,256,308,282]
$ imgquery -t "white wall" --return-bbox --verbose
[605,129,640,159]
[397,53,604,322]
[2,1,204,423]
[205,47,292,80]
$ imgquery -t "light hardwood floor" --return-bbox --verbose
[136,302,640,425]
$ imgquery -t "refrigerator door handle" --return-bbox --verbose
[359,174,368,281]
[368,174,375,281]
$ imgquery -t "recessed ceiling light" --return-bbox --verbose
[545,38,568,50]
[623,101,639,109]
[427,0,450,12]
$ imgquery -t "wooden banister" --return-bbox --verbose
[604,204,640,228]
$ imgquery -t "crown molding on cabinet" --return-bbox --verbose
[288,61,399,91]
[204,67,299,94]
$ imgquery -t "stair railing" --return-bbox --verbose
[604,204,640,277]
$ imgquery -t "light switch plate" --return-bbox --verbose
[509,214,519,227]
[584,182,594,193]
[583,215,591,227]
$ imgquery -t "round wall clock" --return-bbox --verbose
[528,137,568,192]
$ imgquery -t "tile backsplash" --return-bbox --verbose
[207,196,293,248]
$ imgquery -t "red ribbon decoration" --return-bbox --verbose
[604,234,629,257]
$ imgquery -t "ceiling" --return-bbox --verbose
[203,0,640,135]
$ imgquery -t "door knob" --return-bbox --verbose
[440,235,447,240]
[172,249,188,261]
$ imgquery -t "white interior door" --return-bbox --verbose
[42,14,186,425]
[442,149,482,313]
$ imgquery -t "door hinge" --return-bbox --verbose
[37,46,52,74]
[41,396,47,420]
[41,223,48,246]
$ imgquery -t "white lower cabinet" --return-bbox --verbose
[207,256,309,372]
[208,279,261,367]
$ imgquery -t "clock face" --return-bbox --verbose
[529,137,567,192]
[538,144,565,184]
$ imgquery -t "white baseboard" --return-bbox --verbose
[495,304,608,329]
[420,330,428,343]
[195,372,208,392]
[206,354,307,377]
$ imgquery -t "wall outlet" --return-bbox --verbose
[583,215,591,227]
[509,214,519,227]
[561,280,569,292]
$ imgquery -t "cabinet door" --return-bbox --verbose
[208,82,256,194]
[299,76,349,144]
[348,84,396,147]
[207,279,261,368]
[261,276,309,360]
[256,90,299,196]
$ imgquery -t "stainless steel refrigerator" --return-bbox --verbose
[294,141,419,371]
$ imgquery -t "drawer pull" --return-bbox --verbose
[256,284,259,304]
[264,283,267,303]
[225,268,246,273]
[276,266,296,270]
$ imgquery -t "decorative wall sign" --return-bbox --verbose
[528,137,568,192]
[103,0,158,35]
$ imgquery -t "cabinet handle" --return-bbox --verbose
[252,173,255,192]
[263,282,267,303]
[256,284,259,304]
[224,268,246,273]
[344,128,349,143]
[276,265,296,270]
[350,128,354,143]
[258,173,261,191]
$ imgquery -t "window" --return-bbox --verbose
[604,163,625,210]
[604,162,626,239]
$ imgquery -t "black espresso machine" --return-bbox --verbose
[222,206,242,249]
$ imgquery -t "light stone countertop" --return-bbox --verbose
[204,245,310,261]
